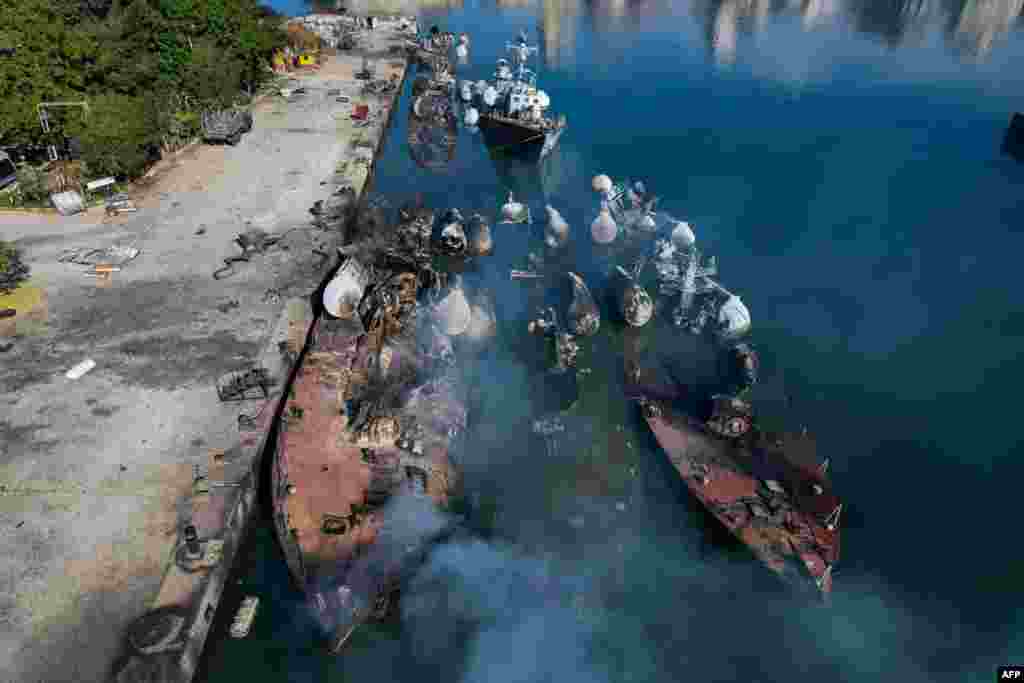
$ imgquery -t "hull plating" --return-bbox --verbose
[625,369,840,595]
[478,115,564,162]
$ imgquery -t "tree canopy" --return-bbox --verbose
[0,0,286,178]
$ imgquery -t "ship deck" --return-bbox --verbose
[627,358,841,594]
[274,303,462,586]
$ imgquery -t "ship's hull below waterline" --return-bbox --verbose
[478,115,564,162]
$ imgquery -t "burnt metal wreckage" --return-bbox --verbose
[272,196,502,654]
[406,27,459,171]
[585,171,842,596]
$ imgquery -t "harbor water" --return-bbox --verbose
[197,2,1024,681]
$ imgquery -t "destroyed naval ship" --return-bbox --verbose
[583,174,843,595]
[408,71,458,171]
[468,32,566,162]
[625,369,842,595]
[272,202,476,651]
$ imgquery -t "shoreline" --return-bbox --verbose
[0,18,418,683]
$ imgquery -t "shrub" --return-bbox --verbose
[71,94,162,179]
[12,165,50,205]
[0,241,30,294]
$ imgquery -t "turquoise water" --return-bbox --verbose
[197,2,1024,681]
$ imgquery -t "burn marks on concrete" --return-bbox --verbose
[0,421,60,465]
[90,405,119,418]
[58,280,202,347]
[115,330,262,390]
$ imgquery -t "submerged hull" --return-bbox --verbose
[407,96,457,171]
[478,114,564,162]
[272,267,466,650]
[625,369,841,595]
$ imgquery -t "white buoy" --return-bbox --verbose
[545,205,570,246]
[460,81,473,102]
[591,202,618,244]
[592,174,612,194]
[718,295,752,339]
[433,279,471,336]
[671,221,696,249]
[455,43,468,59]
[323,257,369,319]
[466,302,496,342]
[502,192,527,223]
[464,107,479,126]
[459,33,470,46]
[475,80,488,95]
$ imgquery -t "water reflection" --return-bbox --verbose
[948,0,1024,57]
[365,0,1021,62]
[539,0,581,68]
[471,0,1024,64]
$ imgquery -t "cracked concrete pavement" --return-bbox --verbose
[0,40,409,682]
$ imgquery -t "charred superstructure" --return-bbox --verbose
[272,202,490,652]
[587,171,842,595]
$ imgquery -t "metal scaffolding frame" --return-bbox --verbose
[37,101,90,161]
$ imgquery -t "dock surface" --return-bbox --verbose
[0,20,413,683]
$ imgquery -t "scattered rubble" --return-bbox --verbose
[215,366,273,402]
[58,245,140,267]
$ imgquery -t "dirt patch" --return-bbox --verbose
[8,463,192,683]
[132,145,227,204]
[0,284,48,339]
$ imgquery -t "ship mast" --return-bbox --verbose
[506,32,539,84]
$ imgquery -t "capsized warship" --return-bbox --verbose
[406,25,457,69]
[469,32,566,162]
[408,73,457,171]
[628,371,841,594]
[604,183,841,595]
[272,204,474,652]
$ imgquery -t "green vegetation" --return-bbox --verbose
[0,241,30,294]
[0,0,287,180]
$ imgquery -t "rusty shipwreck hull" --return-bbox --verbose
[407,98,457,171]
[272,270,467,649]
[626,372,841,595]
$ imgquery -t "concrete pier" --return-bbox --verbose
[0,18,415,683]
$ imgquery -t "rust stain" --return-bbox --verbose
[642,400,840,595]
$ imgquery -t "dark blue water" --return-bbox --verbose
[197,2,1024,681]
